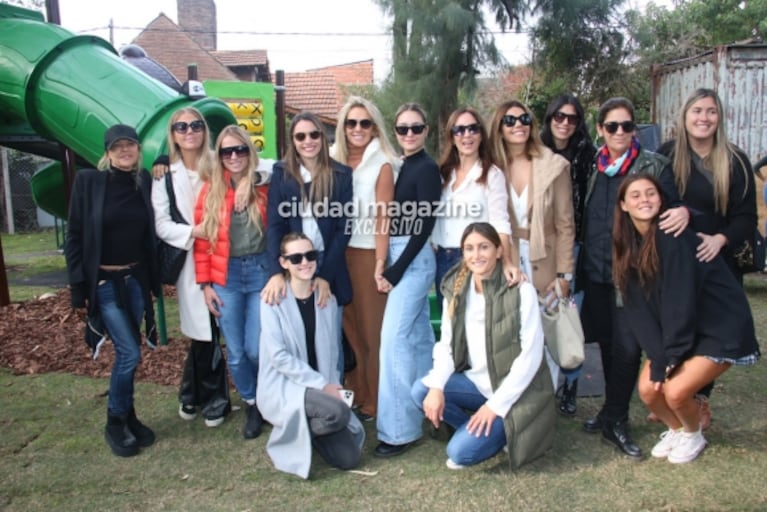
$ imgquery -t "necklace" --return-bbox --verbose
[296,293,312,305]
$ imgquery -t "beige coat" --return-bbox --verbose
[508,146,575,295]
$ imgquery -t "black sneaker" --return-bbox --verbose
[127,408,155,448]
[243,403,263,439]
[105,414,139,457]
[179,404,197,421]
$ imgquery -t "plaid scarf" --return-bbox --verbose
[597,136,641,177]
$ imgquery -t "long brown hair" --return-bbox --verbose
[438,107,494,189]
[671,88,747,214]
[447,222,502,318]
[488,100,542,169]
[284,111,334,204]
[612,174,665,294]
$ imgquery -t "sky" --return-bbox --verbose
[52,0,670,82]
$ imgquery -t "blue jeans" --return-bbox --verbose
[434,246,462,314]
[214,252,269,402]
[412,375,506,466]
[377,237,435,445]
[97,275,145,417]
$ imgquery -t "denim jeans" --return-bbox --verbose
[97,275,145,417]
[214,252,269,402]
[434,246,462,314]
[377,237,435,445]
[412,375,506,466]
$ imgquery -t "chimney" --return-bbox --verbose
[177,0,217,51]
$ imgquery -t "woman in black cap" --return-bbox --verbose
[65,124,161,457]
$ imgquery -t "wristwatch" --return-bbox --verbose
[556,272,573,281]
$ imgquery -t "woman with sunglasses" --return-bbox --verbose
[331,96,399,421]
[612,174,758,464]
[412,222,555,470]
[539,94,596,415]
[193,125,270,440]
[488,100,575,389]
[655,88,758,430]
[151,107,231,429]
[432,107,517,314]
[580,97,689,458]
[374,103,441,458]
[66,124,160,457]
[263,111,353,375]
[258,232,365,479]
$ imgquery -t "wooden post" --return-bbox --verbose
[275,70,286,159]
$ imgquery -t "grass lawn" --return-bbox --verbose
[1,231,766,510]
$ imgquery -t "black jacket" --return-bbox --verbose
[622,228,759,382]
[657,140,757,280]
[65,168,161,313]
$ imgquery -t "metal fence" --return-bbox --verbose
[0,148,54,233]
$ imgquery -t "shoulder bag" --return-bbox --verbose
[539,280,585,370]
[157,172,188,285]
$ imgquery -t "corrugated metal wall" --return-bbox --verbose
[652,45,767,164]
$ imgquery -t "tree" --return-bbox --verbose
[373,0,529,149]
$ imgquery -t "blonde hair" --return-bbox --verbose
[201,125,263,250]
[333,96,398,165]
[488,100,542,171]
[98,143,142,188]
[284,111,334,205]
[166,107,214,182]
[672,88,747,214]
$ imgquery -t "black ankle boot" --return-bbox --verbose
[127,408,156,448]
[559,379,578,416]
[105,413,139,457]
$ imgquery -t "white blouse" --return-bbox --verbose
[299,165,325,252]
[431,162,511,248]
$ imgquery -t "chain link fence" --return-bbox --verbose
[0,148,56,234]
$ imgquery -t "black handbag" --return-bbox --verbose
[733,227,766,274]
[157,172,188,285]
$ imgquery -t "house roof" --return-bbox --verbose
[211,50,269,67]
[284,71,339,119]
[474,66,533,116]
[131,13,236,82]
[284,60,375,120]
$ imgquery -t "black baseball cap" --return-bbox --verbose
[104,124,140,150]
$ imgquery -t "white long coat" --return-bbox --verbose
[257,287,365,479]
[151,160,211,340]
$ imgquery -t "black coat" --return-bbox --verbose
[65,168,161,314]
[622,228,759,382]
[657,141,758,280]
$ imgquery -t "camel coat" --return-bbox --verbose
[509,146,575,294]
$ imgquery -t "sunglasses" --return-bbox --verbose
[450,123,480,136]
[602,121,636,134]
[394,124,426,136]
[282,250,319,265]
[294,130,322,142]
[219,145,249,158]
[345,118,373,129]
[552,111,580,126]
[501,113,532,127]
[172,120,205,134]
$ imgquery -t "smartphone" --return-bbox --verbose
[339,389,354,408]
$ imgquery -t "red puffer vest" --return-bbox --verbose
[193,171,268,286]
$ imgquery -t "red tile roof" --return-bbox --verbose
[131,13,236,82]
[210,50,268,67]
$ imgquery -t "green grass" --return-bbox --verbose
[1,278,766,511]
[2,228,66,302]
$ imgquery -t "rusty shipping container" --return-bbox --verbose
[651,43,767,164]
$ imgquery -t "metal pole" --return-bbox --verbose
[1,148,14,235]
[275,70,286,159]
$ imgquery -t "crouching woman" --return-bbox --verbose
[613,174,760,464]
[412,222,555,469]
[257,233,365,479]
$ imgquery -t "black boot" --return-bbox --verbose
[243,403,263,439]
[127,408,156,448]
[105,413,139,457]
[602,419,643,459]
[559,378,578,416]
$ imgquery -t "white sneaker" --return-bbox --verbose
[668,429,707,464]
[445,458,465,470]
[178,404,197,421]
[204,416,225,428]
[651,428,682,459]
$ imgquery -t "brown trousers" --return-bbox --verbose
[342,247,387,417]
